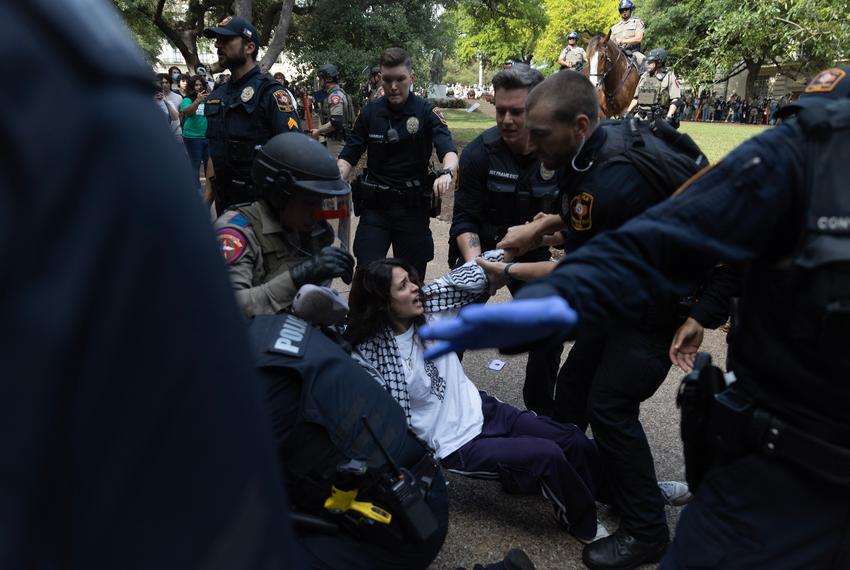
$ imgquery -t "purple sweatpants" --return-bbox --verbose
[441,392,603,540]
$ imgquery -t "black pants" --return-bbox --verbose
[297,470,449,569]
[354,204,434,279]
[661,454,850,568]
[507,279,563,416]
[554,318,678,543]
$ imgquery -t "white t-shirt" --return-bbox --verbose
[395,324,483,459]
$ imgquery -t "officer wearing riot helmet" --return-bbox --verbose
[248,310,448,569]
[338,47,458,279]
[558,32,586,71]
[449,63,562,415]
[421,66,850,570]
[214,132,354,317]
[203,16,301,212]
[626,48,681,125]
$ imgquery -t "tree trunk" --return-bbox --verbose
[744,58,763,100]
[259,0,295,71]
[234,0,253,22]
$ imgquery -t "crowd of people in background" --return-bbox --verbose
[679,90,796,125]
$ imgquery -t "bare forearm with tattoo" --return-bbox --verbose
[457,232,482,262]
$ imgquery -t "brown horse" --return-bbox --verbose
[583,33,640,118]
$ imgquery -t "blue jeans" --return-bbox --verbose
[183,137,208,193]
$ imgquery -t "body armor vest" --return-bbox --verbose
[637,72,670,108]
[248,314,430,513]
[323,85,355,140]
[481,127,558,245]
[237,201,333,279]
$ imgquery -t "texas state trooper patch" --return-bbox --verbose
[570,192,594,231]
[273,89,293,112]
[217,227,248,264]
[406,116,420,134]
[330,94,342,106]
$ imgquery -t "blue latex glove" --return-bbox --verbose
[420,296,578,360]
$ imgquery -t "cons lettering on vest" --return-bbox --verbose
[271,317,309,356]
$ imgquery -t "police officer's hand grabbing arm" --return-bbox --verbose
[290,246,355,287]
[497,213,565,256]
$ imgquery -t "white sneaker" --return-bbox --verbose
[658,480,693,506]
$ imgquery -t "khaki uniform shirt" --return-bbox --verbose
[559,45,587,68]
[634,69,681,110]
[610,15,644,47]
[214,200,334,317]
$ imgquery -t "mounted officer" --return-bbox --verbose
[203,16,302,212]
[214,132,354,317]
[558,32,587,71]
[610,0,645,68]
[626,48,682,126]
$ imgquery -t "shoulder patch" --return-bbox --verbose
[805,67,846,94]
[273,89,293,112]
[216,227,248,264]
[569,192,594,231]
[330,94,342,106]
[287,116,299,130]
[432,107,447,125]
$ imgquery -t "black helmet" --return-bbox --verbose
[647,48,668,65]
[568,31,579,40]
[370,65,381,75]
[618,0,635,12]
[252,132,350,204]
[317,64,340,81]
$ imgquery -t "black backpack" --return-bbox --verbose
[596,117,709,200]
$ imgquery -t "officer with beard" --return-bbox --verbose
[203,16,301,212]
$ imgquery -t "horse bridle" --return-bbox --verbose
[590,44,637,109]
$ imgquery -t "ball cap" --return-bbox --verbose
[204,15,261,46]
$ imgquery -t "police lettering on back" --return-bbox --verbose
[271,315,309,356]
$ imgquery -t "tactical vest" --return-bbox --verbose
[637,72,670,108]
[205,69,280,202]
[730,99,850,443]
[236,201,334,280]
[325,85,355,136]
[563,46,584,65]
[482,127,559,245]
[248,314,432,519]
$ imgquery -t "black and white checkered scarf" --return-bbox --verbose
[355,250,505,420]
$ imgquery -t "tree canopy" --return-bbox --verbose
[535,0,619,69]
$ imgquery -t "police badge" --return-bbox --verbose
[406,116,420,134]
[240,86,255,102]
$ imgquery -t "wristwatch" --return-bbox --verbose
[433,167,454,179]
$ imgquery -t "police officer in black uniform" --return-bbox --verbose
[3,0,304,566]
[248,313,448,569]
[338,47,458,279]
[421,65,850,570]
[489,71,706,568]
[449,64,561,415]
[203,15,302,212]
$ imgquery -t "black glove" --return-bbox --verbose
[290,246,354,288]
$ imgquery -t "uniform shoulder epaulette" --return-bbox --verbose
[229,212,251,227]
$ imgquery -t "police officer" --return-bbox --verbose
[203,16,302,212]
[455,71,698,568]
[421,65,850,570]
[214,132,354,317]
[365,64,385,103]
[626,48,681,123]
[610,0,645,67]
[4,0,306,566]
[338,47,459,279]
[558,32,586,71]
[249,312,448,569]
[449,64,561,415]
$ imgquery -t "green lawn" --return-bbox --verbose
[441,108,767,163]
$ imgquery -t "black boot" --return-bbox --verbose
[581,528,667,569]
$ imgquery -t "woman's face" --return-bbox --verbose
[194,80,206,93]
[179,77,189,90]
[389,267,423,322]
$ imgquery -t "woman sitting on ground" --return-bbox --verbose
[345,257,609,544]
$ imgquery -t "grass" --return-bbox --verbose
[441,107,767,163]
